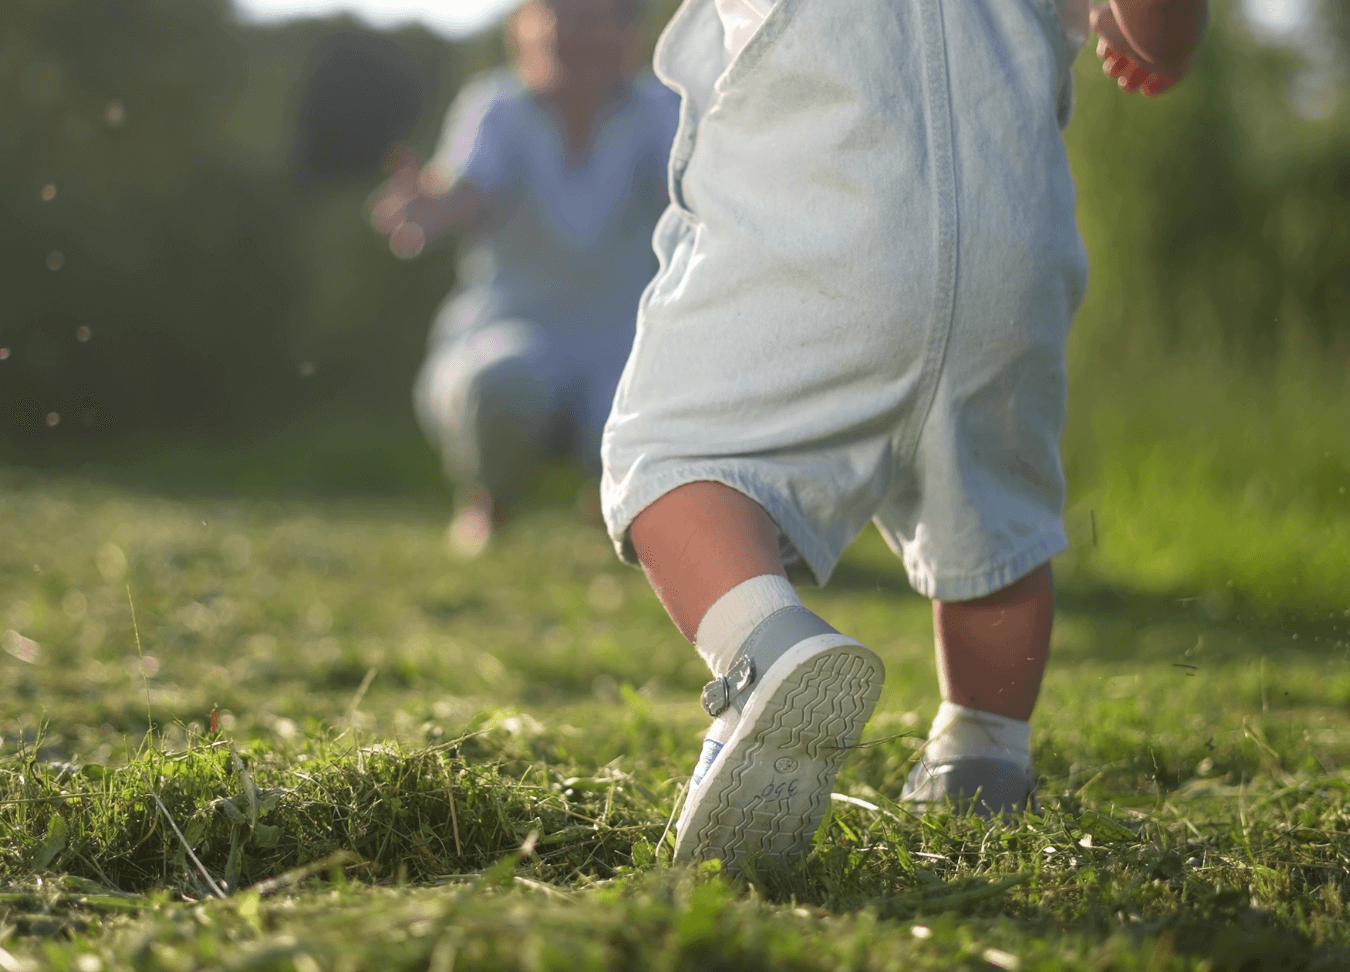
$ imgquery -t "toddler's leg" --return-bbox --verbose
[902,565,1052,816]
[934,564,1053,721]
[630,482,787,641]
[630,483,884,872]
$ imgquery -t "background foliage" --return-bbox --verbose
[1,0,1346,442]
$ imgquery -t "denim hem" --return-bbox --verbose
[899,527,1068,602]
[604,463,841,586]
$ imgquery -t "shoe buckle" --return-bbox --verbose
[700,656,756,718]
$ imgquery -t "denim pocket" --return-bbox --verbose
[713,0,805,96]
[1028,0,1081,75]
[1025,0,1084,128]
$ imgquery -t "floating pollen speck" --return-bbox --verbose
[2,630,42,664]
[982,949,1022,972]
[46,412,60,427]
[76,325,91,342]
[41,184,56,201]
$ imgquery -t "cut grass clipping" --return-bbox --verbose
[0,732,664,895]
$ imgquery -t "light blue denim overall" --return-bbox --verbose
[601,0,1090,599]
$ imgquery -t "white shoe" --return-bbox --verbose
[900,756,1038,819]
[674,608,884,872]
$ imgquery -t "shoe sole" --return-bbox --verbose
[674,634,884,871]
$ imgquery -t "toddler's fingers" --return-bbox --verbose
[1141,72,1180,97]
[1101,49,1129,79]
[1119,66,1149,92]
[384,145,422,177]
[385,166,420,198]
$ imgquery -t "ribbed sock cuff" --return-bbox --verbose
[696,575,802,746]
[925,701,1032,771]
[695,574,801,677]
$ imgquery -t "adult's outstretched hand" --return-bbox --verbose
[369,149,492,259]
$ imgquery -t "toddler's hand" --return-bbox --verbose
[1090,3,1181,96]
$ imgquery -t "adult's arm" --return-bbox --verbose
[371,158,494,258]
[372,77,518,258]
[396,179,492,258]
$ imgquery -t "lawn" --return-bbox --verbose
[1,356,1348,971]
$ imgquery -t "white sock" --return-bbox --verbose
[695,574,801,676]
[923,701,1032,772]
[694,574,801,744]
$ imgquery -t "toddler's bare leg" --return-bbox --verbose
[933,563,1053,721]
[629,481,786,639]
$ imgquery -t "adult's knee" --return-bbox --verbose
[414,344,544,440]
[465,355,551,438]
[434,353,553,498]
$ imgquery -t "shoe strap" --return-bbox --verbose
[699,606,836,717]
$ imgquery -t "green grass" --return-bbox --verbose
[1,352,1349,971]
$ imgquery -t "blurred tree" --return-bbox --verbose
[292,31,426,180]
[1320,0,1350,51]
[1,0,300,439]
[0,0,480,445]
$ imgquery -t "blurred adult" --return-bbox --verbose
[372,0,678,555]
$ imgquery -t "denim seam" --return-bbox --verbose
[654,0,706,217]
[898,0,959,471]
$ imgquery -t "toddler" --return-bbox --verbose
[600,0,1207,869]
